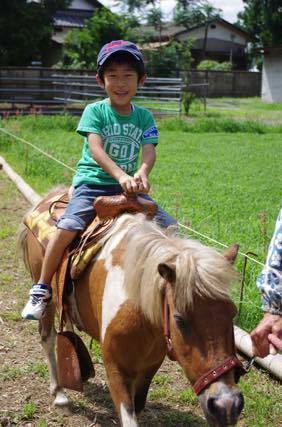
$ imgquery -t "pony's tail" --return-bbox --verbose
[17,224,33,278]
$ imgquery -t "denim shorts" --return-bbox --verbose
[57,183,177,231]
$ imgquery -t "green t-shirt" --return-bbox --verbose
[73,99,158,186]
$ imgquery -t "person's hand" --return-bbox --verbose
[268,333,282,352]
[118,174,139,193]
[250,313,282,357]
[133,171,150,193]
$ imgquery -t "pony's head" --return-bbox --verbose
[124,215,244,426]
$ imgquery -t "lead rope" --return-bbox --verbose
[245,357,256,371]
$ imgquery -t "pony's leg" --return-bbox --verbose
[134,365,160,415]
[104,363,138,427]
[24,230,69,406]
[39,303,69,407]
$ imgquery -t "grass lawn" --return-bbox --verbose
[0,104,281,331]
[1,155,282,427]
[195,96,282,124]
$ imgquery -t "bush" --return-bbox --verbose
[158,117,273,133]
[145,40,193,77]
[182,91,196,116]
[197,60,232,71]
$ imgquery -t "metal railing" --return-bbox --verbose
[0,73,184,115]
[0,69,209,116]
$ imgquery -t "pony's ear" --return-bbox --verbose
[223,244,239,264]
[158,263,176,284]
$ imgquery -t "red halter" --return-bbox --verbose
[162,285,246,395]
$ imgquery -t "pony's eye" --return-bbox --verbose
[173,314,189,334]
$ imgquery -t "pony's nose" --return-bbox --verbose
[207,392,244,425]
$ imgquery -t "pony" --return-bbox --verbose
[19,203,244,427]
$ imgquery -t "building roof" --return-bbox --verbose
[141,18,251,43]
[179,18,251,40]
[53,0,104,29]
[53,9,94,28]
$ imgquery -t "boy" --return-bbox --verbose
[22,40,177,320]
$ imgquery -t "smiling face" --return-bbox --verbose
[96,62,146,115]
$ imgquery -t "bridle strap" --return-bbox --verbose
[193,355,244,395]
[162,283,246,393]
[163,288,178,361]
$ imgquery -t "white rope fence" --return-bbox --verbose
[178,223,264,267]
[3,126,282,380]
[0,126,265,267]
[0,127,76,172]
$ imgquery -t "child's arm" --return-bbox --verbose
[88,133,139,193]
[134,144,156,193]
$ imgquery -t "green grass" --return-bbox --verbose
[178,387,198,405]
[0,165,281,427]
[158,410,206,426]
[21,401,37,420]
[26,362,49,379]
[0,110,281,331]
[0,366,23,381]
[89,339,103,363]
[239,368,282,426]
[0,311,22,321]
[193,97,282,124]
[152,374,171,386]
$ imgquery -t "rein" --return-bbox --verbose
[162,284,246,395]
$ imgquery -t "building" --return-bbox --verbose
[261,46,282,103]
[45,0,104,66]
[141,18,251,70]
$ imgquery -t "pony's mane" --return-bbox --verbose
[120,214,237,326]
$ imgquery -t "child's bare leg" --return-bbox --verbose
[38,228,78,286]
[22,228,78,320]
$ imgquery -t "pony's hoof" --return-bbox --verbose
[53,391,69,407]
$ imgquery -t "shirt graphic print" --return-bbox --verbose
[73,100,158,186]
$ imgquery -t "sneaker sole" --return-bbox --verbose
[22,314,38,320]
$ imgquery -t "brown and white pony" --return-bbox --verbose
[19,211,244,427]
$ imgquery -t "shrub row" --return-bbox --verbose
[1,114,282,134]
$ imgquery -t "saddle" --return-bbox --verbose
[49,192,157,279]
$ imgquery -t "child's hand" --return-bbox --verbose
[134,172,150,193]
[119,174,140,193]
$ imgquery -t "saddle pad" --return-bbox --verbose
[24,190,108,278]
[70,239,104,279]
[24,192,64,249]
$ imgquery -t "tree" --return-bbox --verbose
[146,7,163,42]
[238,0,282,47]
[63,9,137,69]
[118,0,155,12]
[174,0,222,29]
[146,39,194,77]
[173,0,222,59]
[0,0,70,66]
[197,60,232,71]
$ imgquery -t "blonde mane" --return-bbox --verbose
[121,214,237,326]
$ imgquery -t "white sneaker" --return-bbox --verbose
[21,284,52,320]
